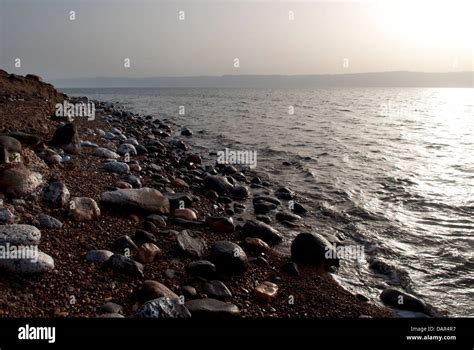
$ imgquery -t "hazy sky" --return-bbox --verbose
[0,0,472,79]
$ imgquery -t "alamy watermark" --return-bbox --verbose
[0,244,39,263]
[217,148,257,169]
[325,244,365,261]
[55,101,95,121]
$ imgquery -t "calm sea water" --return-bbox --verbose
[63,87,474,317]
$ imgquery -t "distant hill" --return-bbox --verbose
[50,71,474,88]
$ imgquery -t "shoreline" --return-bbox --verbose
[0,71,431,318]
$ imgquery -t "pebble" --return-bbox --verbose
[146,214,167,227]
[99,302,123,314]
[0,224,41,245]
[85,250,114,263]
[254,281,279,303]
[275,211,301,222]
[37,213,63,229]
[181,285,197,298]
[109,254,144,277]
[102,162,130,174]
[138,280,179,302]
[69,197,101,221]
[0,249,54,273]
[93,147,120,159]
[176,230,207,258]
[100,187,170,214]
[113,235,138,252]
[205,216,235,233]
[117,143,137,156]
[0,208,15,224]
[173,208,197,221]
[135,297,191,318]
[242,220,283,244]
[136,243,162,264]
[244,237,270,253]
[43,181,70,208]
[185,298,240,318]
[209,241,248,275]
[203,280,232,299]
[380,288,432,315]
[291,232,339,267]
[186,260,216,279]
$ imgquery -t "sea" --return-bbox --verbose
[62,87,474,317]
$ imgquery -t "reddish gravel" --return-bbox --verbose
[0,72,394,318]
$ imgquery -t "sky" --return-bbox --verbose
[0,0,472,79]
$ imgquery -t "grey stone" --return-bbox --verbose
[0,224,41,246]
[100,187,170,214]
[135,297,191,318]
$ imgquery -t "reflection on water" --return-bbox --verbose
[64,87,474,316]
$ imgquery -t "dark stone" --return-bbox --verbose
[185,298,240,319]
[275,211,301,222]
[203,175,234,195]
[256,215,271,224]
[231,185,249,199]
[274,187,295,200]
[50,123,81,154]
[203,280,232,299]
[290,232,339,267]
[252,195,281,206]
[109,254,144,277]
[125,175,142,188]
[380,289,431,315]
[146,214,167,227]
[209,241,248,275]
[176,230,207,258]
[0,136,22,163]
[43,181,70,208]
[99,302,123,314]
[181,127,193,136]
[292,202,308,214]
[135,297,191,318]
[133,229,157,245]
[253,201,277,214]
[113,235,138,251]
[186,260,216,279]
[250,176,262,185]
[205,216,235,233]
[242,220,283,244]
[37,214,63,229]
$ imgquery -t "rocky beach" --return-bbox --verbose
[1,69,447,319]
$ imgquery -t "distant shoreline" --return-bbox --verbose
[50,71,474,89]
